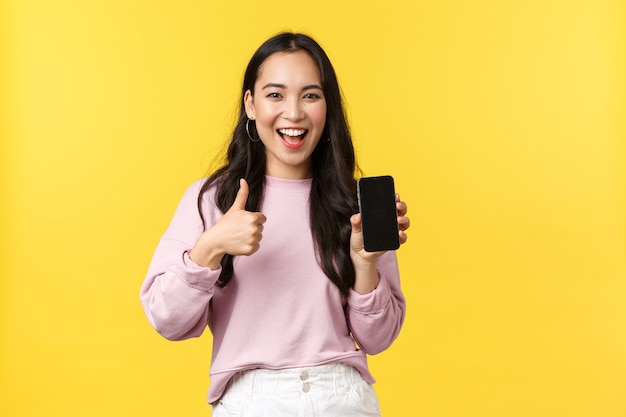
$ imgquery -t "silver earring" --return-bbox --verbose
[246,119,259,142]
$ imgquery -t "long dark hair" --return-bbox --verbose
[198,32,360,296]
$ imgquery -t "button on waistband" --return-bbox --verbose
[302,382,310,393]
[300,371,309,381]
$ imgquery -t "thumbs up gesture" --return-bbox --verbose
[189,179,267,269]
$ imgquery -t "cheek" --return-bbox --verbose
[254,105,277,126]
[312,105,327,128]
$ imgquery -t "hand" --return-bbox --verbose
[189,178,266,268]
[350,193,410,260]
[349,193,410,294]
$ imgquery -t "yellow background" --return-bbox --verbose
[1,1,625,416]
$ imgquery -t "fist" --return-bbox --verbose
[189,178,266,268]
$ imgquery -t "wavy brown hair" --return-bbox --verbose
[198,32,360,296]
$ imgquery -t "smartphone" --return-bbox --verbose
[357,175,400,252]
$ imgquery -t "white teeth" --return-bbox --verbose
[278,128,306,137]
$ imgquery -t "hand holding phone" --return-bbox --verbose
[357,175,400,252]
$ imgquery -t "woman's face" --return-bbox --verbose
[244,51,327,179]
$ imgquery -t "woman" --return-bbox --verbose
[140,32,410,416]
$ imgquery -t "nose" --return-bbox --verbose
[283,97,305,121]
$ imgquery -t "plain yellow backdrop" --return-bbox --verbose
[1,1,625,416]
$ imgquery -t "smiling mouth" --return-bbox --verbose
[278,128,307,139]
[277,128,308,148]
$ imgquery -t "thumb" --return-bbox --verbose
[350,213,362,234]
[230,178,249,211]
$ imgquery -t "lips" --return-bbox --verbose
[277,128,308,149]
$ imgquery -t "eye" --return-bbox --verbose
[303,93,321,100]
[266,92,282,99]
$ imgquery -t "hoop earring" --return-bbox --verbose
[246,119,260,142]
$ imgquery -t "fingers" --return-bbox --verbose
[395,194,409,231]
[230,178,249,211]
[397,215,410,231]
[218,178,267,257]
[396,196,407,217]
[395,194,410,243]
[399,230,408,244]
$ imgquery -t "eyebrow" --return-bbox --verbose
[261,83,323,91]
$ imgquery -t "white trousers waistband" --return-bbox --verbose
[212,363,381,417]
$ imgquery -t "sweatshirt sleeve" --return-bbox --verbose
[345,251,406,354]
[139,180,222,341]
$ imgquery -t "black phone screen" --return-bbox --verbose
[357,175,400,252]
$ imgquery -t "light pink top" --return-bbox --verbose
[140,176,406,403]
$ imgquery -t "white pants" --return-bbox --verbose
[211,363,381,417]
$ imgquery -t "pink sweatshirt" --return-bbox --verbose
[140,176,406,403]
